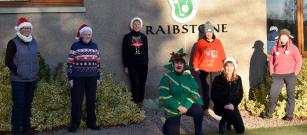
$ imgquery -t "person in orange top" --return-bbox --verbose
[193,21,226,115]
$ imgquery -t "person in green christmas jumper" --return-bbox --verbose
[159,48,204,135]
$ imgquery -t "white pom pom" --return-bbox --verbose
[184,70,191,74]
[285,50,290,54]
[275,52,280,56]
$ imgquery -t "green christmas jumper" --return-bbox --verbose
[159,71,203,118]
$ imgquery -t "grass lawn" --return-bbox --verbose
[184,124,307,135]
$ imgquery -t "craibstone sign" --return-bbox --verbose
[145,0,227,35]
[145,24,228,35]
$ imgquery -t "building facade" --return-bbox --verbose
[1,0,303,98]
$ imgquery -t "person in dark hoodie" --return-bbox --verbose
[267,26,279,54]
[122,17,148,108]
[67,24,101,133]
[211,57,245,134]
[5,17,38,135]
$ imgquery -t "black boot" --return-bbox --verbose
[24,128,36,135]
[88,125,101,130]
[219,120,226,134]
[68,126,78,133]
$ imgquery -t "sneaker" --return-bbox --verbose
[203,109,210,116]
[282,116,293,121]
[262,113,272,119]
[226,122,232,131]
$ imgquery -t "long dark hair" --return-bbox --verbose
[222,61,238,82]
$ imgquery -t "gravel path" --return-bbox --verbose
[36,116,163,135]
[240,111,307,129]
[147,107,307,134]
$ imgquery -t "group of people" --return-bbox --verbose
[4,16,302,135]
[159,21,244,135]
[159,22,302,135]
[4,17,148,135]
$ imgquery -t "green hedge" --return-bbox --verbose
[244,59,307,119]
[0,51,144,131]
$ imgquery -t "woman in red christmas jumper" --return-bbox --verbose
[192,21,226,115]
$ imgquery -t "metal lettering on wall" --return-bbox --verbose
[145,24,228,35]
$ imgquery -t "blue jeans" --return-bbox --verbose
[11,81,36,133]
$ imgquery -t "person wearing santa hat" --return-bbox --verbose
[122,17,148,108]
[5,17,38,135]
[263,29,302,121]
[211,57,245,134]
[67,24,101,133]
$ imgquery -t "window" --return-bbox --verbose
[0,0,83,7]
[267,0,307,56]
[267,0,298,52]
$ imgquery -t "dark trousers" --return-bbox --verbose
[267,73,297,117]
[163,104,203,135]
[128,65,148,103]
[219,108,245,134]
[11,81,36,133]
[70,77,97,129]
[199,70,220,110]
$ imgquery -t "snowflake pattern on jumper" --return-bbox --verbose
[67,47,100,79]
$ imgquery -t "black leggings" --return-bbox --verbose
[199,71,220,110]
[128,65,148,103]
[163,104,203,135]
[219,108,245,134]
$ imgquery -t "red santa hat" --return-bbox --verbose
[76,24,92,40]
[130,17,143,29]
[224,57,238,69]
[15,17,32,31]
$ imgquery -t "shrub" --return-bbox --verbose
[0,51,144,131]
[244,59,307,119]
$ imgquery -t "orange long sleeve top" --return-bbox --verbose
[193,38,226,72]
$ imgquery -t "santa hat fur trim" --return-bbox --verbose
[75,24,92,40]
[15,17,32,31]
[224,57,238,69]
[130,17,143,29]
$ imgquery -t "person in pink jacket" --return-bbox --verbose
[263,29,302,121]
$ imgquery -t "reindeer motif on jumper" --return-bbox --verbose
[131,36,143,55]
